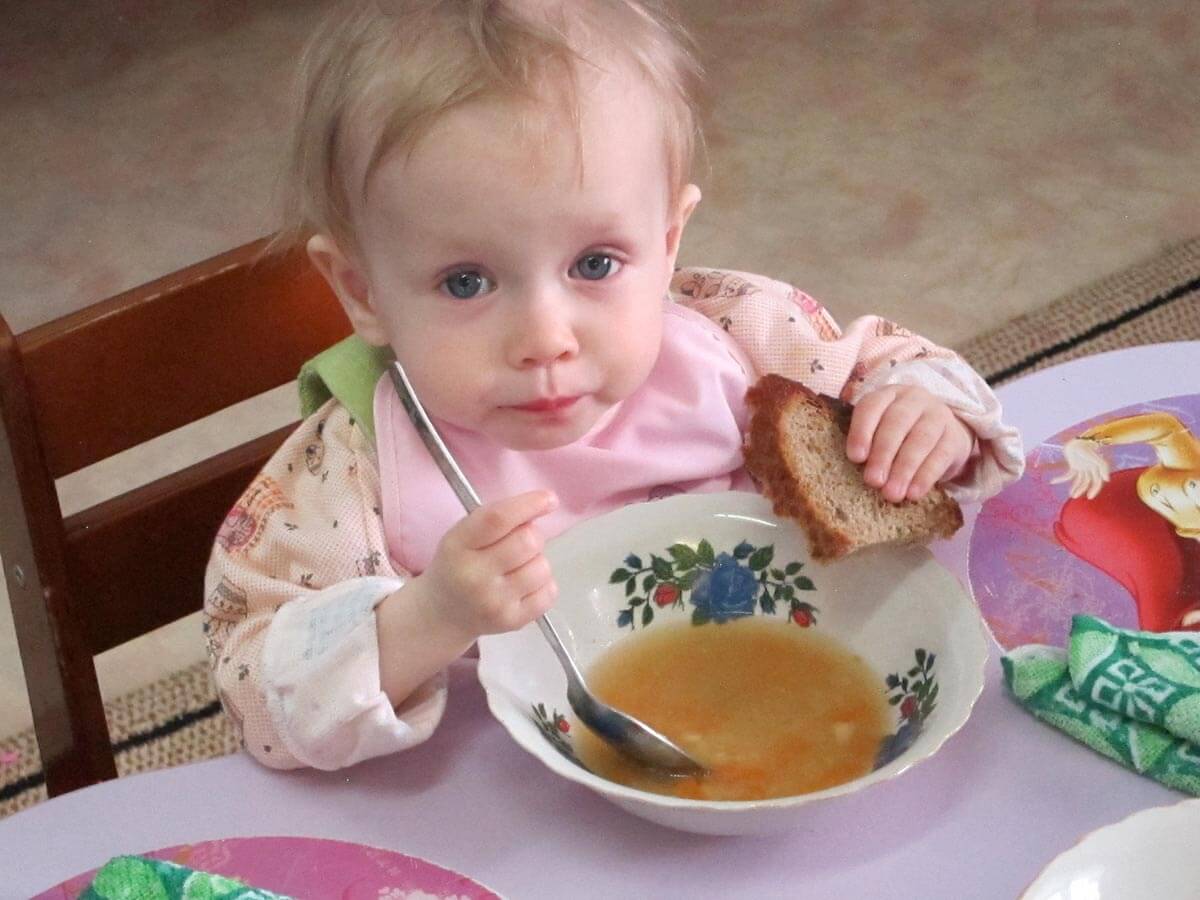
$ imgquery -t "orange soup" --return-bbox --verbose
[574,618,890,800]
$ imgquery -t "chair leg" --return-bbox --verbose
[0,333,117,795]
[1,501,118,796]
[13,592,117,797]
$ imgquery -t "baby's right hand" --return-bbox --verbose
[421,490,559,639]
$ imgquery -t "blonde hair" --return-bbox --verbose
[277,0,706,254]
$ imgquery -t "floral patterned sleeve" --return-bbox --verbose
[202,399,446,771]
[671,267,1024,501]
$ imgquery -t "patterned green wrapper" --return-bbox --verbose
[1069,614,1200,745]
[80,856,294,900]
[1001,645,1200,796]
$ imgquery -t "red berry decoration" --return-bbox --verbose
[653,583,681,607]
[791,608,813,627]
[900,695,917,719]
[556,718,570,733]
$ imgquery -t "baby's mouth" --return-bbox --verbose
[509,395,582,413]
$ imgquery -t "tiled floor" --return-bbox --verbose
[2,0,1198,738]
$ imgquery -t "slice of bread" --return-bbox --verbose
[743,374,963,561]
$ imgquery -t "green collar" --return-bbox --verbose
[297,335,393,443]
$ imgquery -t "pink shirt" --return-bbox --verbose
[375,303,758,576]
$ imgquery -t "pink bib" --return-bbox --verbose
[374,304,758,575]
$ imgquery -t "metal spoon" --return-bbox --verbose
[388,361,706,776]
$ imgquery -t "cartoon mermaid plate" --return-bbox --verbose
[969,392,1200,650]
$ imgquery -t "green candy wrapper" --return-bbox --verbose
[81,856,294,900]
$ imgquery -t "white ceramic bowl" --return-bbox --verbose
[477,491,988,835]
[1021,798,1200,899]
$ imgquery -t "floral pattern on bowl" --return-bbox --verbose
[876,649,938,769]
[610,539,818,629]
[478,491,988,835]
[531,703,585,770]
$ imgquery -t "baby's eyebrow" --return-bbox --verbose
[398,226,489,261]
[574,208,634,230]
[561,217,640,244]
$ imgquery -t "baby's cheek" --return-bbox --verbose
[610,329,662,397]
[405,359,482,423]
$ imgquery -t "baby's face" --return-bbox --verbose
[347,72,695,451]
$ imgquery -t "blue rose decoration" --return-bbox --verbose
[874,718,920,770]
[690,553,758,623]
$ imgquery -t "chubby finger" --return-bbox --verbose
[863,397,926,490]
[486,523,546,574]
[519,579,559,624]
[499,557,557,630]
[904,433,962,500]
[846,388,895,464]
[882,417,945,502]
[509,554,556,603]
[457,490,558,550]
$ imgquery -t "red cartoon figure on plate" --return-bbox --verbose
[1051,411,1200,631]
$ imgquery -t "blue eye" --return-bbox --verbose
[571,253,619,281]
[442,270,493,299]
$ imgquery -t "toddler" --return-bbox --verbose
[204,0,1023,770]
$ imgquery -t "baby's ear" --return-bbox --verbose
[665,183,702,269]
[306,234,389,346]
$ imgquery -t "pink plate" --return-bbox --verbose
[33,835,502,899]
[969,392,1200,649]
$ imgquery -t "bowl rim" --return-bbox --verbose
[477,490,991,813]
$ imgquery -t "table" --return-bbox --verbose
[2,342,1196,899]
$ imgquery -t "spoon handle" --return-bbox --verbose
[387,362,586,684]
[387,362,482,513]
[534,614,588,686]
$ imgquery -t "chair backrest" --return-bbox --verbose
[0,238,350,796]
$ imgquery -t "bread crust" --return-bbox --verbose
[743,374,963,560]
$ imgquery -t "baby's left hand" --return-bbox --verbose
[845,385,974,503]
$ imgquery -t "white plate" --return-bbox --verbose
[1021,798,1200,899]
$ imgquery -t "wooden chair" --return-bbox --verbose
[0,239,350,797]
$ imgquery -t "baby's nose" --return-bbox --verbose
[511,297,580,368]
